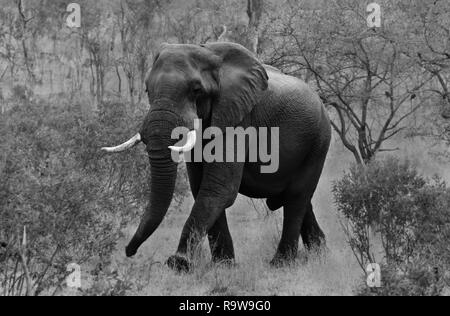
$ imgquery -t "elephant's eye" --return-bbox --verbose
[190,80,204,97]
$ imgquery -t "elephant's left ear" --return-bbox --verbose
[203,42,269,130]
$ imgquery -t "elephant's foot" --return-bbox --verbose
[304,234,326,252]
[300,204,326,252]
[211,257,236,268]
[270,257,294,268]
[305,238,329,261]
[270,242,327,268]
[269,249,297,268]
[167,254,192,273]
[211,248,235,266]
[301,216,326,251]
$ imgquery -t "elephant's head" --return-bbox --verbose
[102,42,268,257]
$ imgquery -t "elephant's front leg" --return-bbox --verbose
[186,163,235,264]
[208,211,235,264]
[167,162,244,272]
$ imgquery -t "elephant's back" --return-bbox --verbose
[265,68,323,115]
[253,68,328,136]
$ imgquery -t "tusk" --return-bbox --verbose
[169,130,197,153]
[101,133,142,153]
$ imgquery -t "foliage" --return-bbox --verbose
[333,157,450,296]
[0,97,189,295]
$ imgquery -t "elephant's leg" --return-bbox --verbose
[271,196,308,266]
[300,202,325,251]
[187,162,235,264]
[272,149,328,263]
[186,162,203,197]
[208,211,235,264]
[167,162,244,272]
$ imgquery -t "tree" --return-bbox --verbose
[246,0,264,54]
[0,6,19,82]
[15,0,36,83]
[266,0,434,164]
[405,0,450,118]
[396,0,450,150]
[78,0,116,109]
[114,0,162,107]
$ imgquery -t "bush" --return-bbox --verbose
[333,157,450,296]
[0,98,189,295]
[11,85,33,102]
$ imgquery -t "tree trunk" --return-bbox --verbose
[127,71,135,109]
[17,0,35,84]
[246,0,263,54]
[116,64,122,96]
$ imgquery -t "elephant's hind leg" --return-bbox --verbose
[271,195,308,266]
[300,202,325,251]
[271,152,327,266]
[208,211,235,264]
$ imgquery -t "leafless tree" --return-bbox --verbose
[246,0,264,54]
[266,0,435,164]
[15,0,36,84]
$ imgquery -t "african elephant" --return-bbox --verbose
[102,42,331,272]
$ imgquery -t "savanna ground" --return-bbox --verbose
[98,138,449,296]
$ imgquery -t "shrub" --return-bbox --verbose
[11,85,33,102]
[0,98,190,295]
[333,157,450,296]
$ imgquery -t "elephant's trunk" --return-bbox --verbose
[125,156,177,257]
[126,116,180,257]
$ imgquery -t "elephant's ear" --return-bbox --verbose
[203,42,269,130]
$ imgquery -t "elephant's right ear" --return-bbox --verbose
[203,43,269,131]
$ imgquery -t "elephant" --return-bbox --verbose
[102,42,331,272]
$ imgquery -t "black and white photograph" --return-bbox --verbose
[0,0,449,298]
